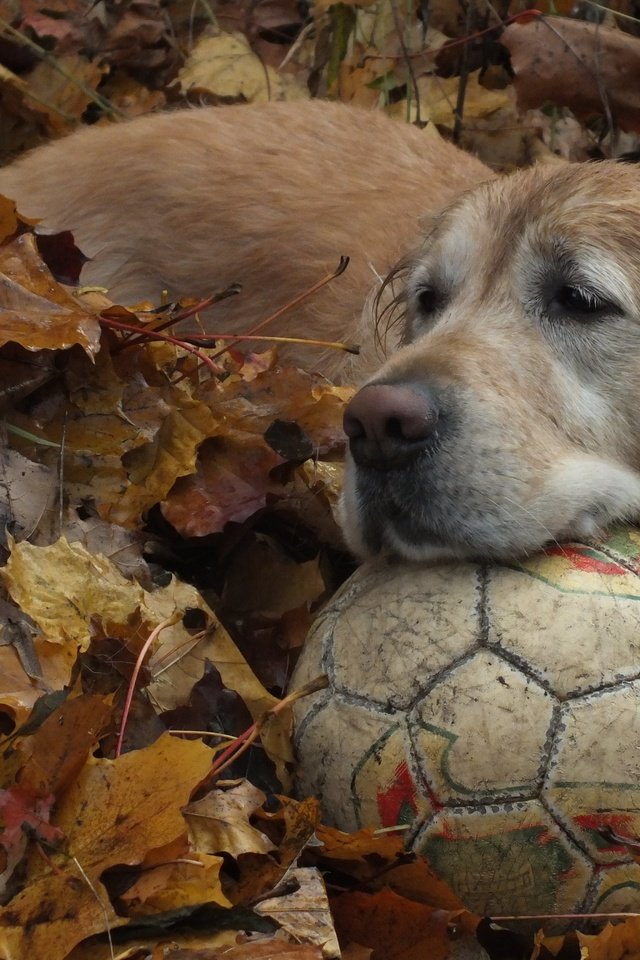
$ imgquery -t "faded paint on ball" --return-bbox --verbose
[291,528,640,918]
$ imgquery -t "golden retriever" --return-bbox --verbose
[2,101,640,563]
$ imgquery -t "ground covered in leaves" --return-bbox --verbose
[2,0,640,957]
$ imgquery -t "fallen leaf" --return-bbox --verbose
[0,233,101,355]
[330,888,452,960]
[185,781,276,857]
[0,734,216,960]
[577,917,640,960]
[177,31,287,103]
[1,536,154,649]
[255,867,340,957]
[502,15,640,131]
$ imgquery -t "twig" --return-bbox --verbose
[207,256,350,364]
[389,0,421,124]
[115,614,182,758]
[114,285,242,351]
[181,332,360,354]
[453,0,476,144]
[210,675,329,778]
[99,315,222,376]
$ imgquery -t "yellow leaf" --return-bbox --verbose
[178,32,284,103]
[101,394,218,526]
[391,71,511,128]
[1,536,152,649]
[0,734,215,960]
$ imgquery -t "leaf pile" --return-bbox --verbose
[3,0,640,958]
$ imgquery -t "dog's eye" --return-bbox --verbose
[415,287,439,315]
[550,284,614,319]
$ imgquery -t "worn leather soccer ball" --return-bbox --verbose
[292,528,640,918]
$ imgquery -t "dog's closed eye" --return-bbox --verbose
[548,283,621,321]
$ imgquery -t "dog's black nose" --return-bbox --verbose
[344,383,439,467]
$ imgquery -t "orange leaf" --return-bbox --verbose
[0,233,100,355]
[330,888,452,960]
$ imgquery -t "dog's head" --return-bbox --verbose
[340,161,640,561]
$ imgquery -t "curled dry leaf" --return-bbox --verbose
[185,780,276,858]
[255,867,340,958]
[0,231,100,356]
[102,391,218,528]
[502,16,640,132]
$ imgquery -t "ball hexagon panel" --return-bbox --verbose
[329,561,481,709]
[544,682,640,863]
[588,863,640,914]
[487,540,640,698]
[411,650,555,803]
[414,801,592,917]
[295,697,431,833]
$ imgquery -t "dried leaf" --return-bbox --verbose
[0,233,100,355]
[330,888,452,960]
[0,734,215,960]
[1,536,154,649]
[185,781,276,858]
[255,867,340,957]
[177,32,291,103]
[502,16,640,131]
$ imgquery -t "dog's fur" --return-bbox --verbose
[3,101,640,562]
[0,100,491,378]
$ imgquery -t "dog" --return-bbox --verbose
[2,101,640,564]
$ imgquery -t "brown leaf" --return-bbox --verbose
[25,53,106,134]
[161,436,282,536]
[255,867,340,956]
[330,888,452,960]
[0,195,18,243]
[0,448,56,547]
[0,634,76,729]
[0,233,100,355]
[16,693,112,798]
[310,824,471,918]
[502,16,640,131]
[222,538,326,617]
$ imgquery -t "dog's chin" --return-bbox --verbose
[339,454,640,565]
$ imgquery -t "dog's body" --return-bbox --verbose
[3,101,640,563]
[0,101,491,378]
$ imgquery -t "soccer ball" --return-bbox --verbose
[291,528,640,919]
